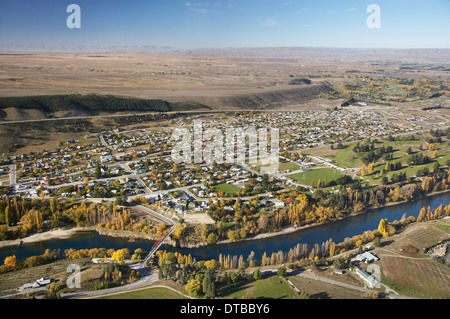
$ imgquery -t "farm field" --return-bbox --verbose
[287,274,363,299]
[97,286,188,299]
[374,217,450,299]
[218,275,299,299]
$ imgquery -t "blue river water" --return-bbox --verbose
[1,192,449,262]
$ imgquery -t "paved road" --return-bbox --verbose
[60,268,160,299]
[292,271,416,299]
[135,205,176,225]
[99,134,113,151]
[9,157,16,188]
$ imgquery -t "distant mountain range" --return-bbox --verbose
[0,44,449,64]
[0,44,175,54]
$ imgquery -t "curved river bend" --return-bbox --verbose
[1,192,449,262]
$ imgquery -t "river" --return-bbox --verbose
[1,192,449,263]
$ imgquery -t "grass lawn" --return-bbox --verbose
[278,162,300,172]
[329,144,360,168]
[97,287,188,299]
[289,168,345,186]
[219,275,299,299]
[214,183,240,195]
[364,150,450,186]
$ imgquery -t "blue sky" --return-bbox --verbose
[0,0,449,48]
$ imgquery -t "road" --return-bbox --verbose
[292,271,416,299]
[98,134,113,151]
[9,157,16,188]
[60,267,160,299]
[135,205,176,225]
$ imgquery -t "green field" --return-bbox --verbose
[363,148,450,185]
[219,275,299,299]
[331,144,360,168]
[289,168,345,186]
[278,162,301,172]
[434,224,450,234]
[214,183,240,195]
[97,287,188,299]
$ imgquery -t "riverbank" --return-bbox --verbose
[212,188,450,246]
[0,227,88,249]
[0,189,448,251]
[0,226,176,250]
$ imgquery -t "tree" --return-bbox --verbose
[202,270,216,298]
[377,219,388,237]
[373,236,381,247]
[94,164,101,179]
[333,258,342,270]
[4,255,16,271]
[205,259,219,270]
[50,197,58,215]
[112,248,129,262]
[185,279,202,298]
[253,269,262,280]
[277,266,286,277]
[230,272,238,283]
[206,233,219,244]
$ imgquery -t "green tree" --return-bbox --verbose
[202,270,216,298]
[253,269,262,280]
[94,164,101,179]
[277,266,287,277]
[373,237,381,247]
[206,233,219,244]
[185,279,202,298]
[230,272,238,283]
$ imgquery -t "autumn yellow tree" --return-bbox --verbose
[377,219,389,237]
[4,255,16,270]
[112,248,129,262]
[368,162,375,174]
[205,259,219,269]
[172,223,185,240]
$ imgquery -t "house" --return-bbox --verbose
[355,252,379,263]
[100,155,113,163]
[355,268,380,288]
[269,198,285,208]
[22,277,53,290]
[175,204,186,212]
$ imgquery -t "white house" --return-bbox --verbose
[269,198,285,208]
[22,277,53,290]
[355,268,380,288]
[355,252,379,263]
